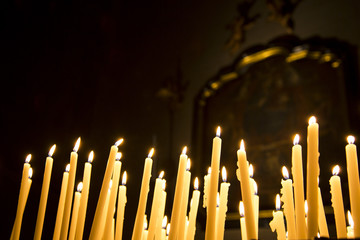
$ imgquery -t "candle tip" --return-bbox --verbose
[348,210,354,227]
[282,166,289,179]
[304,200,308,216]
[122,171,127,185]
[116,152,122,161]
[73,137,81,152]
[293,134,300,145]
[216,192,220,207]
[194,177,199,190]
[276,194,281,210]
[216,126,221,137]
[148,148,154,158]
[207,167,211,174]
[249,164,254,177]
[239,201,244,217]
[253,181,258,195]
[222,166,227,182]
[88,151,94,163]
[240,139,245,151]
[28,168,33,179]
[115,138,124,147]
[332,165,340,176]
[158,171,164,179]
[166,223,170,236]
[182,146,187,155]
[186,158,191,171]
[162,180,166,190]
[77,182,83,192]
[309,116,317,125]
[49,144,56,157]
[65,163,70,172]
[162,216,168,229]
[347,135,355,144]
[25,154,32,163]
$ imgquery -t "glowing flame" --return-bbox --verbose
[293,134,300,145]
[122,171,127,185]
[77,182,83,192]
[239,201,244,217]
[282,166,289,179]
[347,135,355,144]
[28,168,33,179]
[276,194,281,210]
[159,171,164,179]
[194,177,199,190]
[332,165,340,176]
[216,193,220,207]
[166,223,170,236]
[88,151,94,163]
[116,152,122,161]
[348,210,354,227]
[309,116,316,125]
[216,126,221,137]
[249,164,254,178]
[73,137,81,152]
[162,216,168,229]
[182,146,187,155]
[65,164,70,172]
[222,167,227,182]
[25,154,32,163]
[187,159,191,171]
[49,144,56,157]
[240,139,245,151]
[304,200,308,216]
[109,180,113,191]
[144,217,148,230]
[207,167,211,174]
[162,181,166,190]
[115,138,124,147]
[254,181,258,195]
[148,148,154,158]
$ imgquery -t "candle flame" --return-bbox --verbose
[207,167,211,174]
[222,167,227,182]
[309,116,317,125]
[216,126,221,137]
[293,134,300,145]
[148,148,154,158]
[109,180,113,191]
[186,158,191,171]
[159,171,164,179]
[77,182,83,192]
[162,216,168,229]
[65,164,70,172]
[304,200,308,216]
[162,180,166,190]
[166,223,170,236]
[88,151,94,163]
[144,216,148,230]
[276,194,281,210]
[116,152,122,161]
[239,201,244,217]
[73,137,81,152]
[348,210,354,227]
[194,177,199,190]
[115,138,124,147]
[332,165,340,176]
[317,232,320,238]
[282,166,289,179]
[240,139,245,151]
[182,146,187,155]
[28,168,33,179]
[122,171,127,185]
[347,135,355,144]
[216,192,220,207]
[254,181,258,195]
[25,154,32,163]
[249,164,254,177]
[49,144,56,157]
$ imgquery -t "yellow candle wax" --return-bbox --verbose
[345,136,360,237]
[205,127,222,240]
[53,164,70,240]
[60,137,81,240]
[239,201,247,240]
[168,147,187,240]
[142,219,148,240]
[253,181,259,239]
[203,167,211,208]
[347,211,354,239]
[34,144,56,240]
[89,138,123,240]
[178,159,192,240]
[329,165,347,238]
[132,148,154,240]
[217,167,230,240]
[318,186,329,237]
[186,178,200,240]
[237,140,256,240]
[75,151,94,240]
[99,182,112,238]
[68,182,82,240]
[306,116,319,239]
[160,216,168,240]
[115,171,127,240]
[155,180,167,240]
[291,134,307,239]
[148,171,165,240]
[166,224,170,240]
[215,194,220,238]
[269,194,286,240]
[280,166,296,239]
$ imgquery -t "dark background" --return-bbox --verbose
[2,0,360,239]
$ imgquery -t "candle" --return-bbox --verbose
[143,217,148,240]
[269,194,286,240]
[115,171,127,240]
[60,137,81,240]
[291,134,307,239]
[168,146,188,240]
[160,216,168,240]
[98,181,112,238]
[205,127,222,240]
[132,148,154,240]
[75,151,94,240]
[345,135,360,237]
[104,153,123,240]
[34,144,56,240]
[304,200,308,227]
[317,183,329,237]
[166,223,170,240]
[215,193,220,237]
[306,116,319,239]
[239,201,247,240]
[186,177,200,240]
[178,159,192,240]
[280,166,296,239]
[155,180,167,240]
[68,182,82,240]
[216,167,230,240]
[203,167,211,208]
[250,165,259,238]
[347,211,354,239]
[53,164,70,240]
[237,140,256,239]
[329,165,347,238]
[148,171,166,240]
[89,138,123,240]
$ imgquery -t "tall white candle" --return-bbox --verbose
[280,166,296,239]
[203,167,211,208]
[269,194,286,240]
[178,159,191,240]
[317,184,329,237]
[115,171,127,240]
[186,178,200,240]
[155,180,167,240]
[68,182,83,240]
[239,201,247,240]
[160,216,168,240]
[217,167,230,240]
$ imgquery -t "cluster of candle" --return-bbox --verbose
[9,115,360,240]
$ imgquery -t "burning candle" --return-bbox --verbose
[306,116,319,239]
[217,167,230,240]
[317,181,329,238]
[68,182,83,240]
[203,167,211,208]
[178,159,192,240]
[291,134,307,239]
[89,138,123,240]
[205,127,222,240]
[186,177,200,240]
[155,180,167,240]
[142,217,148,240]
[280,166,296,239]
[253,181,259,238]
[347,211,354,239]
[269,194,286,240]
[160,216,168,240]
[115,171,127,240]
[53,164,70,240]
[345,135,360,237]
[166,223,170,240]
[329,165,347,238]
[239,201,247,240]
[132,148,154,240]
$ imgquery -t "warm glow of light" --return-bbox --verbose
[194,177,199,190]
[115,138,124,147]
[222,167,227,182]
[347,135,355,144]
[144,217,148,230]
[159,171,164,179]
[49,144,56,157]
[162,181,166,190]
[276,194,281,210]
[240,139,245,151]
[116,152,122,161]
[282,166,289,179]
[239,201,244,217]
[77,182,83,192]
[74,137,81,152]
[207,167,211,174]
[348,210,354,227]
[182,146,187,155]
[25,154,32,163]
[166,223,170,236]
[148,148,154,158]
[216,126,221,137]
[332,165,340,176]
[305,200,308,216]
[216,193,220,207]
[293,134,300,145]
[109,180,113,191]
[28,168,33,179]
[309,116,316,125]
[187,159,191,171]
[249,164,254,178]
[162,216,168,229]
[254,181,258,195]
[88,151,94,163]
[122,171,127,185]
[65,164,70,172]
[317,232,320,238]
